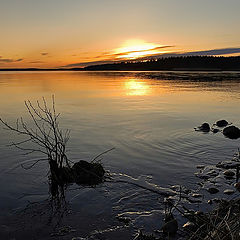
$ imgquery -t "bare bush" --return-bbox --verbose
[0,96,71,171]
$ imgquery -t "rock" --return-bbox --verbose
[216,120,228,127]
[195,172,211,180]
[194,211,203,216]
[216,161,240,169]
[192,193,202,198]
[195,123,210,132]
[207,199,213,204]
[234,182,240,191]
[206,170,219,177]
[72,160,105,185]
[212,128,220,133]
[183,221,195,231]
[162,219,178,235]
[223,189,235,195]
[196,165,205,169]
[223,126,240,139]
[207,187,219,194]
[223,170,235,177]
[188,198,202,203]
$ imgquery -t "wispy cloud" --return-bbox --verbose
[29,60,45,64]
[64,60,115,68]
[0,58,23,63]
[146,48,240,59]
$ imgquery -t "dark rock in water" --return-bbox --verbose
[72,160,105,185]
[223,126,240,139]
[196,165,205,169]
[234,182,240,191]
[216,120,228,127]
[212,128,220,133]
[223,170,235,177]
[216,160,240,169]
[207,187,219,194]
[195,123,210,132]
[162,219,178,235]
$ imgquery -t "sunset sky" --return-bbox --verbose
[0,0,240,68]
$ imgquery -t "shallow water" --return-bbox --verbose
[0,71,240,239]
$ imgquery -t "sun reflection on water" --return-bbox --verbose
[125,79,151,96]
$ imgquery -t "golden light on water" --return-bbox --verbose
[125,79,150,96]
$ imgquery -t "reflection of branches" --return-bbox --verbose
[0,96,71,171]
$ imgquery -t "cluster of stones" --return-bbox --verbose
[195,119,240,139]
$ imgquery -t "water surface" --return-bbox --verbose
[0,71,240,239]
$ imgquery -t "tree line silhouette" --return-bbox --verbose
[0,56,239,71]
[84,56,240,71]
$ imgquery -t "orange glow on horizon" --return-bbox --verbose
[113,39,168,60]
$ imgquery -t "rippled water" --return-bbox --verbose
[0,71,240,239]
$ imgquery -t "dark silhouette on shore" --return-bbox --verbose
[0,56,240,71]
[84,56,240,71]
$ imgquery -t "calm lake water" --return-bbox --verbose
[0,71,240,239]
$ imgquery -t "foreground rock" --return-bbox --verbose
[223,170,235,178]
[215,120,228,127]
[195,123,210,132]
[223,126,240,139]
[216,160,240,169]
[223,189,235,195]
[72,160,105,185]
[207,187,219,194]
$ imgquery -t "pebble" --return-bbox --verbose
[207,187,219,194]
[207,200,213,204]
[234,182,240,191]
[216,161,240,169]
[223,170,235,177]
[191,193,202,198]
[183,221,195,230]
[206,170,218,177]
[196,165,205,169]
[212,128,220,133]
[194,211,203,216]
[223,189,235,195]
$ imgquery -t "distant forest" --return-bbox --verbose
[1,56,240,71]
[84,56,240,71]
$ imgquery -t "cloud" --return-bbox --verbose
[63,47,240,68]
[0,58,23,63]
[146,48,240,59]
[29,60,44,64]
[64,45,174,68]
[64,60,116,68]
[41,52,48,56]
[183,48,240,56]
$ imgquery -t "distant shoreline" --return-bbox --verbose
[1,56,240,72]
[1,68,240,72]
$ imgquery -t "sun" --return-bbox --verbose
[113,39,168,60]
